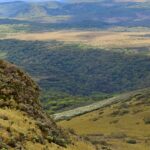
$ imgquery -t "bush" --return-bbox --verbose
[143,116,150,124]
[126,139,137,144]
[119,103,129,109]
[119,110,129,116]
[53,137,67,147]
[0,115,8,120]
[110,119,119,124]
[68,128,76,135]
[0,142,9,150]
[46,136,53,143]
[111,109,129,117]
[111,110,120,116]
[7,138,16,147]
[110,132,127,139]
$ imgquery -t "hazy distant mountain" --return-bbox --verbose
[0,1,61,18]
[0,0,149,28]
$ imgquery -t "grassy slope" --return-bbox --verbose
[0,108,95,150]
[0,60,95,150]
[59,89,150,150]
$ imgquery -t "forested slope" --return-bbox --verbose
[0,39,150,112]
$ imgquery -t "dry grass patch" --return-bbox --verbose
[58,95,150,150]
[3,30,150,49]
[0,108,95,150]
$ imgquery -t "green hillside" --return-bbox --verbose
[0,60,95,150]
[0,39,150,112]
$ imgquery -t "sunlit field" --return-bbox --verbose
[59,90,150,150]
[3,29,150,49]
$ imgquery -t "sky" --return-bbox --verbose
[0,0,63,2]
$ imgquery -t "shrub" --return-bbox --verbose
[46,136,53,143]
[143,116,150,124]
[92,117,98,121]
[110,110,120,116]
[126,139,137,144]
[32,135,45,144]
[110,109,129,117]
[119,103,129,109]
[0,115,8,120]
[0,142,9,150]
[53,137,67,147]
[7,137,16,147]
[119,110,129,116]
[110,119,119,124]
[110,132,127,139]
[68,128,76,135]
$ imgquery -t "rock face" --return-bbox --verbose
[0,60,69,148]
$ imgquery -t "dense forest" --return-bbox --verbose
[0,39,150,112]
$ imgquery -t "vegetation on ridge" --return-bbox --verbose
[0,60,70,149]
[0,39,150,112]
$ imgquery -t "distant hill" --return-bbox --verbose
[0,0,149,29]
[0,1,61,18]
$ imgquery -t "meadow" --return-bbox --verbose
[3,28,150,49]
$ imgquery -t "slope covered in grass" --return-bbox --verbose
[0,108,95,150]
[0,60,95,150]
[59,89,150,150]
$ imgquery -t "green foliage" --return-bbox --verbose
[1,39,150,112]
[126,139,137,144]
[42,90,111,113]
[0,60,39,105]
[143,116,150,124]
[0,60,69,147]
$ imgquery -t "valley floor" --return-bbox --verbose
[4,29,150,49]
